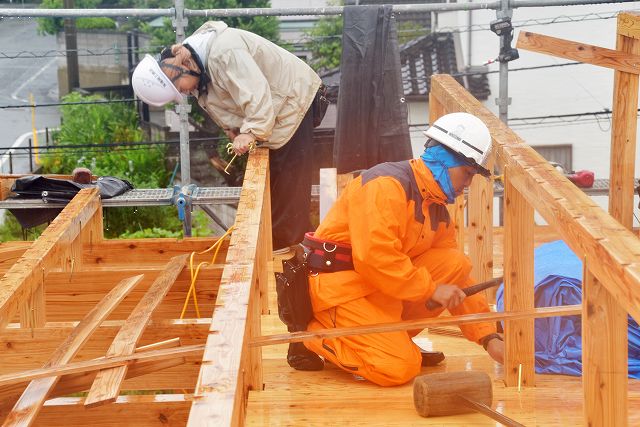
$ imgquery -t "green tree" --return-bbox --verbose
[305,7,342,73]
[139,0,280,48]
[37,0,117,35]
[0,92,210,240]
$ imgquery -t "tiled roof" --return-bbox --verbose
[320,31,491,102]
[400,32,490,101]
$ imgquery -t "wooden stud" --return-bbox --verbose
[429,91,466,251]
[582,262,628,426]
[503,166,535,387]
[84,255,188,408]
[609,19,640,230]
[3,274,142,426]
[468,158,494,286]
[319,168,337,222]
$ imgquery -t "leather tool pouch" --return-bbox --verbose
[275,251,314,332]
[312,83,329,128]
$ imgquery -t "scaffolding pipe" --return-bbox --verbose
[1,0,635,18]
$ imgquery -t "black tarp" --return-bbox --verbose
[333,5,413,173]
[9,176,133,228]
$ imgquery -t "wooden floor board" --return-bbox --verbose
[246,233,640,426]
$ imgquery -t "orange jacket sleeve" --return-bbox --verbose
[346,177,435,302]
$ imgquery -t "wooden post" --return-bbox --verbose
[609,13,640,230]
[0,189,101,329]
[319,168,337,223]
[503,166,535,387]
[429,91,465,251]
[582,264,628,426]
[188,148,268,426]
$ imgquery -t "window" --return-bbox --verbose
[532,144,572,172]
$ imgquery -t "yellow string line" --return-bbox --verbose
[179,225,236,319]
[29,93,40,165]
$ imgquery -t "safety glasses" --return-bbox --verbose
[159,62,201,83]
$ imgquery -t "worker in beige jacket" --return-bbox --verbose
[132,21,323,252]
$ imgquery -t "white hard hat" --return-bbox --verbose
[131,54,183,107]
[424,112,492,177]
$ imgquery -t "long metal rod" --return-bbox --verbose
[1,0,635,18]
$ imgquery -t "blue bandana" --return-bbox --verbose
[420,143,468,204]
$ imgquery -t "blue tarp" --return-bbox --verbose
[495,240,640,378]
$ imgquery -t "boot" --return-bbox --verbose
[287,342,324,371]
[420,350,445,367]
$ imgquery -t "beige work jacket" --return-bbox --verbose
[194,21,321,149]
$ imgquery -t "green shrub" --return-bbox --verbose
[0,92,212,240]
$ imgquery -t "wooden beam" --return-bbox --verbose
[0,318,210,373]
[503,166,535,387]
[0,188,101,329]
[617,12,640,40]
[582,267,628,426]
[84,255,188,408]
[429,74,640,324]
[609,18,640,229]
[3,274,142,427]
[250,305,581,347]
[0,338,184,416]
[188,148,268,427]
[42,267,219,322]
[0,343,203,388]
[516,31,640,74]
[36,395,190,427]
[82,237,227,266]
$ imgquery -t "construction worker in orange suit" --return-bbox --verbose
[290,112,505,386]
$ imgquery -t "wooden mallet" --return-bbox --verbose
[413,371,524,427]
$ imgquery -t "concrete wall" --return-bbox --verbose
[56,29,150,96]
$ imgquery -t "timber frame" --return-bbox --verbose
[0,149,271,425]
[1,13,640,427]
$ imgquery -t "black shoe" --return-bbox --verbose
[421,350,445,366]
[287,342,324,371]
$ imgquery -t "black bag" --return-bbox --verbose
[275,252,314,332]
[8,175,133,228]
[312,84,329,128]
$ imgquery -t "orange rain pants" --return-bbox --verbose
[304,247,494,386]
[303,159,496,387]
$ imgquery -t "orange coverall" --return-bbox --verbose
[304,158,496,386]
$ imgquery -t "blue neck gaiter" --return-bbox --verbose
[420,144,468,204]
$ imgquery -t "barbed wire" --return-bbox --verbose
[0,8,633,60]
[0,61,584,109]
[434,9,630,34]
[0,45,163,60]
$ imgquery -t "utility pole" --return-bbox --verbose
[63,0,80,93]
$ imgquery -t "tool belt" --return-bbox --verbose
[274,233,354,332]
[275,248,314,332]
[301,232,354,273]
